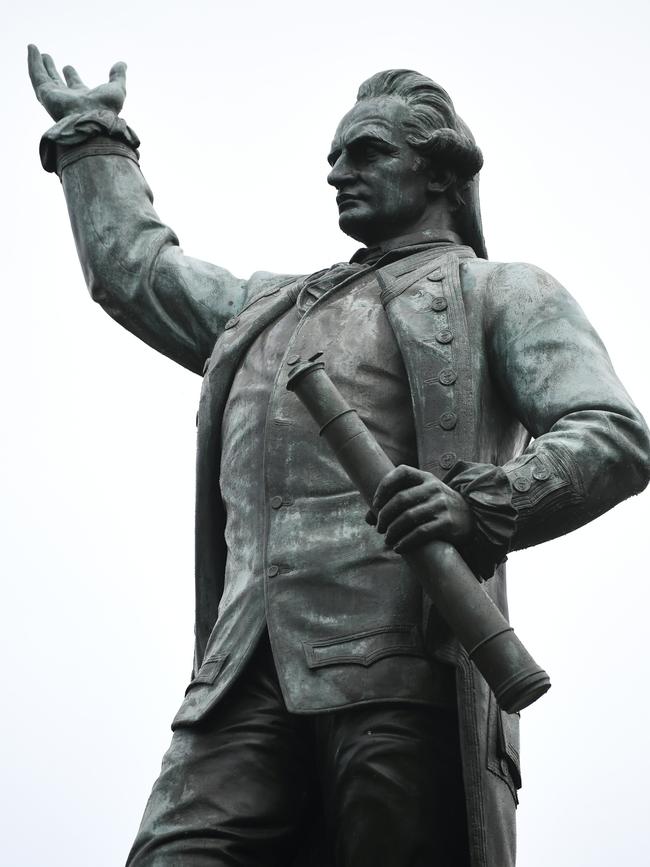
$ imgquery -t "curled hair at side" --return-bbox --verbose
[407,127,483,180]
[357,69,483,209]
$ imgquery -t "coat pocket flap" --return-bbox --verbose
[499,709,522,790]
[185,653,229,692]
[303,625,424,669]
[486,690,522,802]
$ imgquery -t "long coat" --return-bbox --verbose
[57,143,650,866]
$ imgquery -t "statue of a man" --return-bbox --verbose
[28,45,649,867]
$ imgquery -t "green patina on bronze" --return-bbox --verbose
[28,46,650,867]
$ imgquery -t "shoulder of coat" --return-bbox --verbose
[243,270,304,305]
[459,259,564,295]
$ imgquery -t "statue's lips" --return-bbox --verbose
[336,194,363,210]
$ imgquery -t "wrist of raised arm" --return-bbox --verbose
[55,136,140,176]
[39,109,140,174]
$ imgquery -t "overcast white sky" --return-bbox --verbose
[2,1,649,865]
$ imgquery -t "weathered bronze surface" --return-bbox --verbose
[28,45,650,866]
[287,360,550,712]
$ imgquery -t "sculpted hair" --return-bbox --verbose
[357,70,483,209]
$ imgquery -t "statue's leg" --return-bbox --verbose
[126,634,315,867]
[314,703,470,867]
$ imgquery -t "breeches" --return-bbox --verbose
[126,631,470,867]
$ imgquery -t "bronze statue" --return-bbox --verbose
[28,45,650,867]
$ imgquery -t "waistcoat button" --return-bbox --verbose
[439,451,457,470]
[436,329,454,344]
[532,466,550,481]
[439,411,458,430]
[438,367,457,386]
[513,476,532,492]
[270,496,283,509]
[267,564,280,577]
[431,296,448,312]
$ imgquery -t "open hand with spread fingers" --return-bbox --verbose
[27,43,127,121]
[367,464,475,554]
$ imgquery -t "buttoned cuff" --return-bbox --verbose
[443,460,517,581]
[39,110,140,174]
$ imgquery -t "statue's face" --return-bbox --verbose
[327,96,431,245]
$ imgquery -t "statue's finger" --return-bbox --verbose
[365,509,377,526]
[375,485,435,534]
[62,65,85,88]
[392,521,440,555]
[372,464,424,512]
[384,502,440,549]
[108,61,127,89]
[42,53,64,84]
[27,44,50,91]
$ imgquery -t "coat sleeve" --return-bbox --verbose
[485,262,650,550]
[55,135,276,375]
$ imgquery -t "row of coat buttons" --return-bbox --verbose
[427,273,455,455]
[424,269,446,310]
[513,466,551,491]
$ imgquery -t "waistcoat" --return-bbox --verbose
[177,245,522,867]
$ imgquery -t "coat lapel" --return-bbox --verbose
[193,279,299,664]
[380,248,476,479]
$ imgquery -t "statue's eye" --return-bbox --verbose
[350,141,380,163]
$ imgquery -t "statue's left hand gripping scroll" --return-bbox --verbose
[27,45,250,375]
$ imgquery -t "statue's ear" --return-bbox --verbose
[427,167,454,196]
[423,127,484,192]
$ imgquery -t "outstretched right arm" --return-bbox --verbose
[57,137,249,374]
[28,45,256,375]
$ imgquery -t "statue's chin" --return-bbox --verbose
[338,208,417,247]
[337,212,377,245]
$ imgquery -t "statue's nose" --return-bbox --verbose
[327,155,355,188]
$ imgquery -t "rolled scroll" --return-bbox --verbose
[287,358,550,713]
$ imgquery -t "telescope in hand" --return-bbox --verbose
[287,358,551,713]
